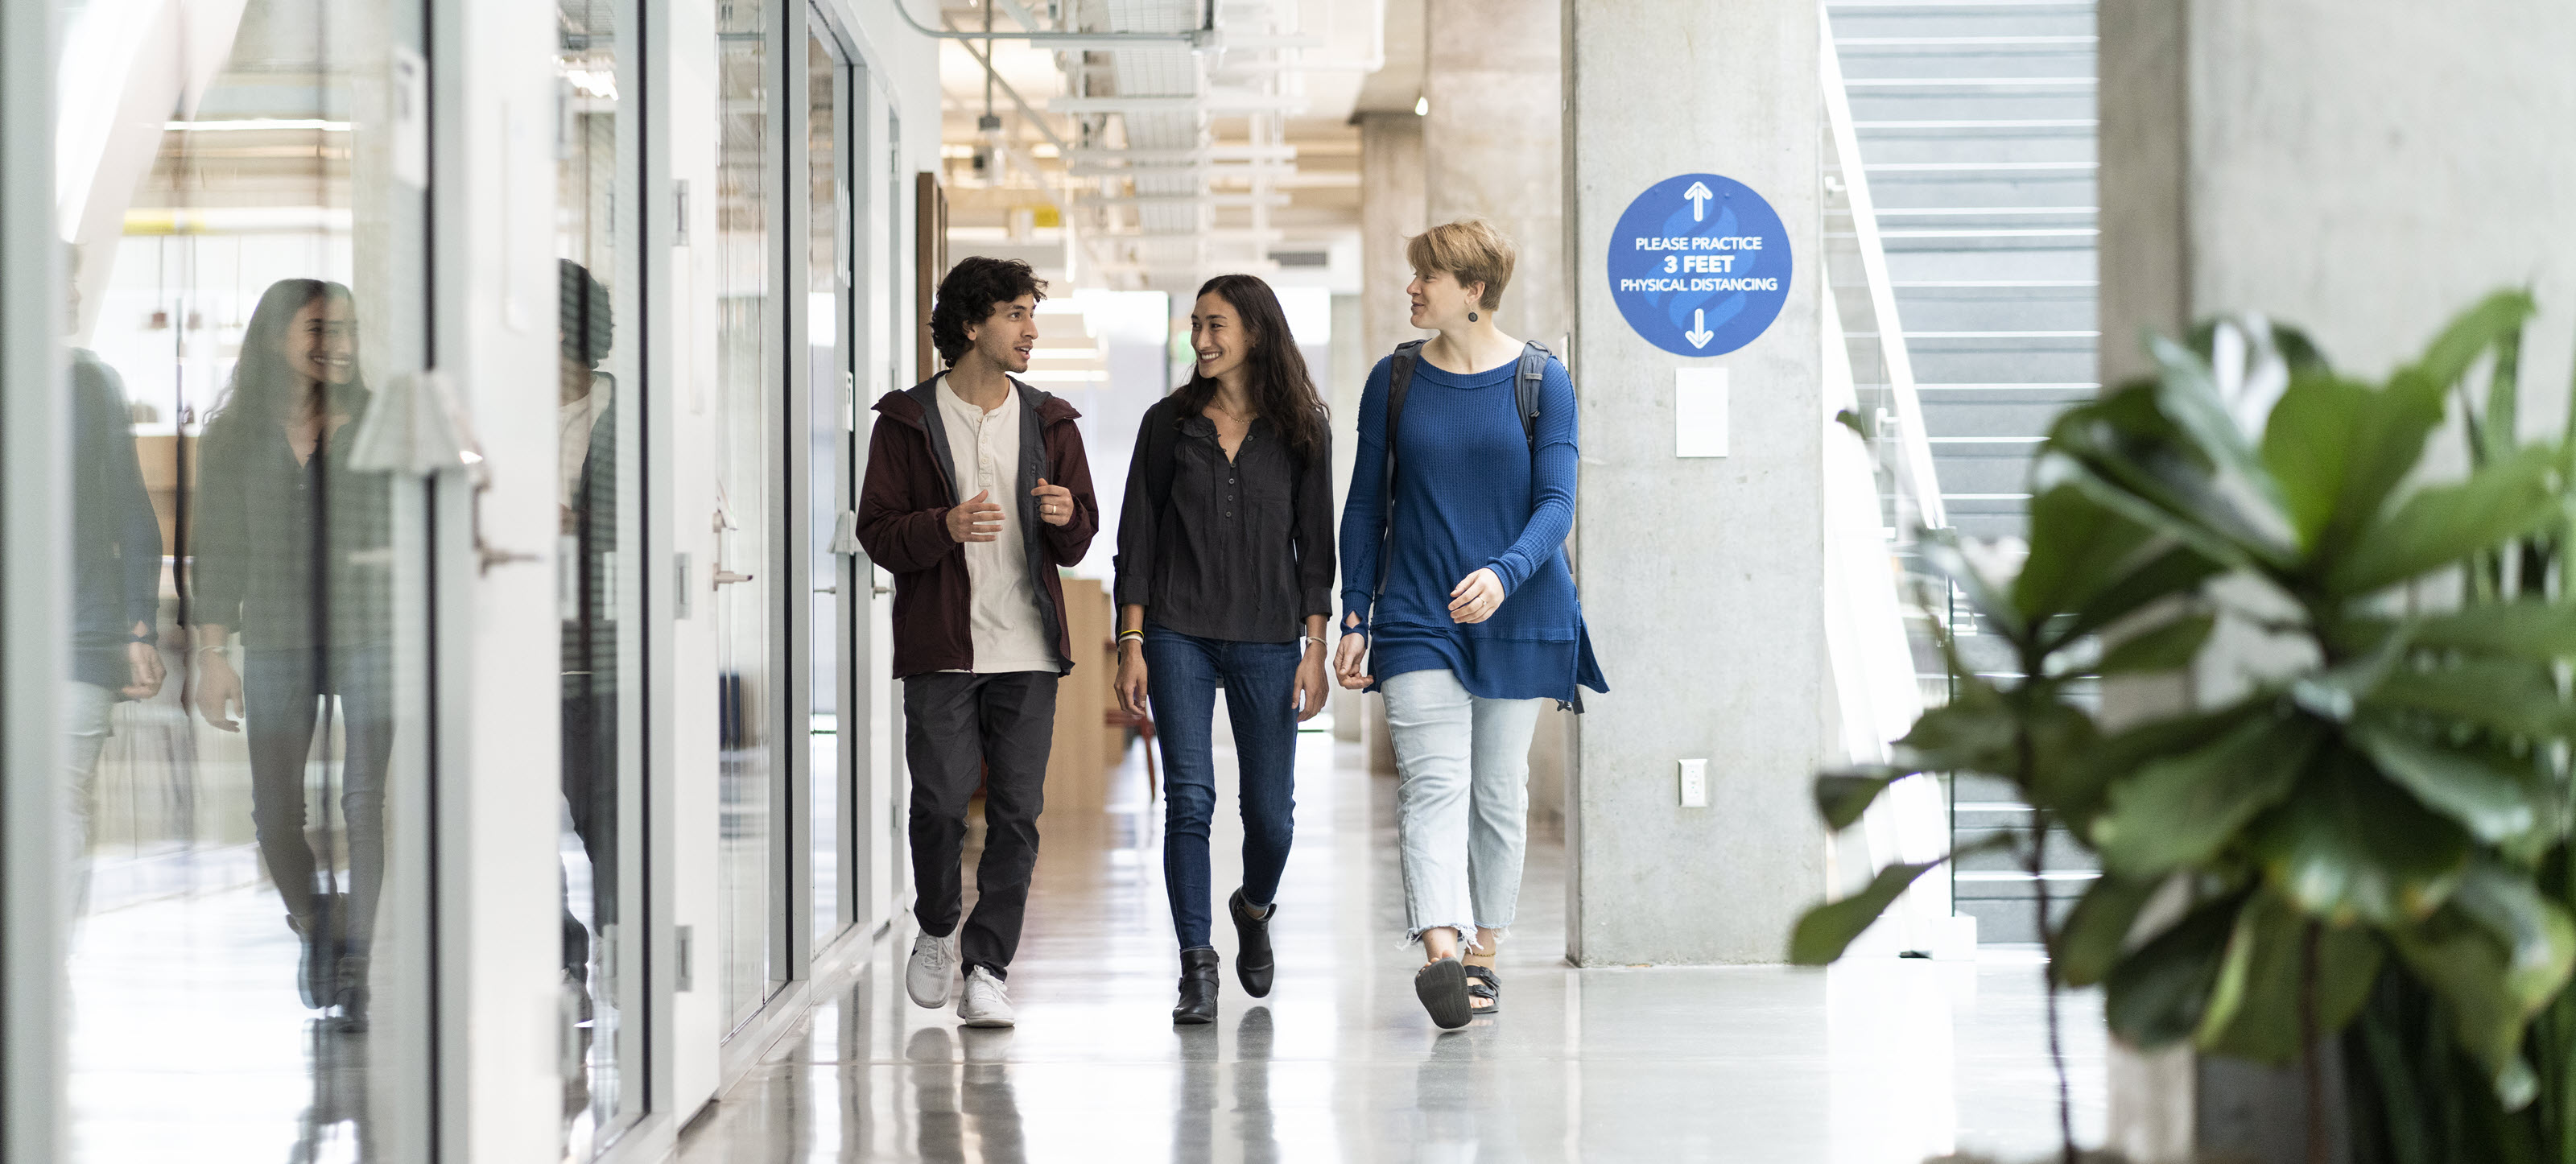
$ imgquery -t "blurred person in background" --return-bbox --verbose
[62,262,167,923]
[191,277,394,1033]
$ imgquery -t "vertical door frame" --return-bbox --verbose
[777,0,819,984]
[638,0,682,1144]
[433,0,569,1158]
[0,2,64,1159]
[801,0,868,960]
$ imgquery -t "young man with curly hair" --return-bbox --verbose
[855,256,1098,1027]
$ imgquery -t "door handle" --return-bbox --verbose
[813,585,836,595]
[712,569,754,588]
[871,584,892,596]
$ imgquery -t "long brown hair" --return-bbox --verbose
[203,278,369,444]
[1174,273,1327,458]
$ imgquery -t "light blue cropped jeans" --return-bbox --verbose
[1381,668,1546,948]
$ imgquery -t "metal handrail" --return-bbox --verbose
[1820,23,1947,532]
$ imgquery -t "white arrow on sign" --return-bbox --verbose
[1683,180,1714,221]
[1686,308,1714,349]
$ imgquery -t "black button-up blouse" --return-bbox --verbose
[1113,395,1335,643]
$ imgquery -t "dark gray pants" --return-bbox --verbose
[904,670,1058,978]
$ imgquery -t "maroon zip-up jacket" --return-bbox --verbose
[856,374,1100,679]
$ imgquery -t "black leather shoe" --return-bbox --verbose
[1229,890,1275,998]
[1172,947,1220,1025]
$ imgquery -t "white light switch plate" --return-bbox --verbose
[1679,758,1709,807]
[1675,369,1728,457]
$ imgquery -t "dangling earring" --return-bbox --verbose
[1468,311,1479,323]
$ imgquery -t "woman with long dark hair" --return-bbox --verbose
[191,278,394,1033]
[1113,273,1334,1024]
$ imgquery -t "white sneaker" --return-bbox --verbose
[905,931,959,1009]
[957,966,1016,1028]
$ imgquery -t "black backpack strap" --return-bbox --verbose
[1372,341,1426,618]
[1515,340,1550,448]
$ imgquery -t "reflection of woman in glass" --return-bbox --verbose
[190,279,393,1033]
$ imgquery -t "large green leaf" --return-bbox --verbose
[2055,873,2158,988]
[2097,613,2217,675]
[2328,444,2566,598]
[2105,891,2248,1049]
[2041,434,2291,573]
[1790,859,1946,965]
[2450,860,2576,1014]
[2014,485,2153,625]
[2049,543,2227,651]
[1892,692,2020,778]
[2250,753,2471,926]
[2386,600,2576,662]
[2020,696,2107,811]
[2256,369,2446,559]
[2368,656,2576,741]
[2347,718,2545,844]
[1815,769,1904,832]
[2146,332,2294,539]
[2412,288,2537,394]
[2093,713,2325,879]
[2041,384,2294,571]
[2469,326,2524,473]
[2067,700,2270,832]
[2196,890,2385,1064]
[2392,906,2551,1109]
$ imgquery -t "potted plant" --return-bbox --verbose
[1793,291,2576,1164]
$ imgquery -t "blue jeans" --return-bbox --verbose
[1145,622,1302,951]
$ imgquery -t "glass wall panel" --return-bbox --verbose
[554,0,645,1150]
[806,28,847,947]
[53,0,433,1158]
[714,0,786,1029]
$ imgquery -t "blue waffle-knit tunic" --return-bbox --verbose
[1338,349,1608,704]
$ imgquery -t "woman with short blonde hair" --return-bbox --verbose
[1336,218,1608,1028]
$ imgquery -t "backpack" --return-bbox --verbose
[1368,338,1552,611]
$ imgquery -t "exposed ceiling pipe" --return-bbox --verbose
[896,0,1221,51]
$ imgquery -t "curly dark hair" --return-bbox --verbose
[930,256,1047,367]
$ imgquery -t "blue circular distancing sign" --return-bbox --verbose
[1607,174,1791,357]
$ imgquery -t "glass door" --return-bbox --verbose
[554,0,646,1149]
[713,0,789,1032]
[804,25,850,948]
[49,0,437,1158]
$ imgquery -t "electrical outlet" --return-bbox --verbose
[1679,759,1709,807]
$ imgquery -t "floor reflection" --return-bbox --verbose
[675,735,2108,1163]
[70,881,371,1162]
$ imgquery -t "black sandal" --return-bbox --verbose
[1414,958,1472,1030]
[1463,965,1501,1016]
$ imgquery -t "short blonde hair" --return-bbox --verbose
[1406,218,1515,311]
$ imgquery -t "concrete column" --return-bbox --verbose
[1355,112,1426,774]
[2098,2,2576,1157]
[1422,0,1567,347]
[1327,291,1366,743]
[1563,0,1827,964]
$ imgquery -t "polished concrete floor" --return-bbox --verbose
[674,729,2106,1163]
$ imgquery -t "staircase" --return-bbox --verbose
[1825,0,2100,943]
